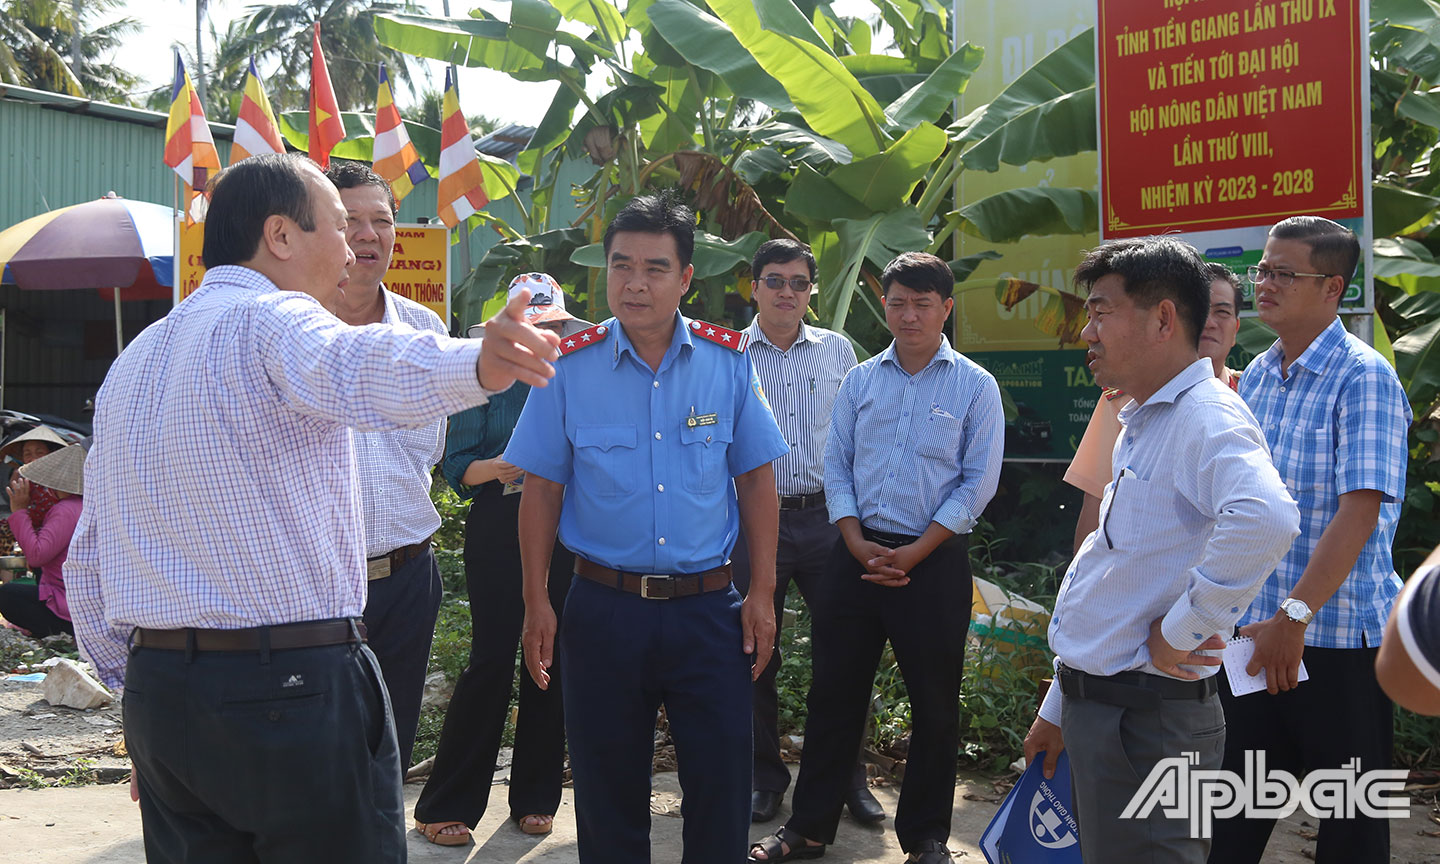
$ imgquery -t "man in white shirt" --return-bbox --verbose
[66,153,560,863]
[326,162,449,772]
[1022,237,1299,863]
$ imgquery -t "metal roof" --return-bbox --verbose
[0,83,237,138]
[475,123,536,162]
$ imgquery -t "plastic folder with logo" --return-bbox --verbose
[980,750,1081,864]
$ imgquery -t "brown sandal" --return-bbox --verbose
[415,819,471,846]
[516,813,554,835]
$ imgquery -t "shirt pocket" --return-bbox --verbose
[916,411,963,461]
[680,420,733,494]
[574,424,638,496]
[1095,473,1154,553]
[1286,428,1335,502]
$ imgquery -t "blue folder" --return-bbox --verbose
[980,750,1082,864]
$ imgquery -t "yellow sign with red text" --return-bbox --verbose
[384,226,449,324]
[175,217,206,303]
[174,222,449,325]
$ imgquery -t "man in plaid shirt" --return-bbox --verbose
[1210,216,1412,863]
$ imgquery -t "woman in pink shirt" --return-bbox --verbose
[0,441,85,637]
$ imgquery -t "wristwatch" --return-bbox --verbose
[1279,597,1314,625]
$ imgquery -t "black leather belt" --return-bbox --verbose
[1057,664,1218,711]
[779,492,825,511]
[575,557,732,600]
[861,526,966,549]
[131,618,367,652]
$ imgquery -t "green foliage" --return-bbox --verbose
[430,473,468,555]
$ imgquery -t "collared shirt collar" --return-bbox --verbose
[611,310,693,371]
[1122,357,1213,421]
[377,285,397,325]
[876,337,958,374]
[746,318,817,350]
[1254,317,1347,378]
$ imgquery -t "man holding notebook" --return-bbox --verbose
[1023,237,1299,864]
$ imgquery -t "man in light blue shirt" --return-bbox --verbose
[506,191,789,864]
[1023,237,1298,864]
[750,252,1003,864]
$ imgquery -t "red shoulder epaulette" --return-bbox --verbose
[688,319,749,352]
[1102,387,1126,401]
[558,323,611,356]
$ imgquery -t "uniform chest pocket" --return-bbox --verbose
[916,411,963,460]
[575,424,638,496]
[680,421,733,494]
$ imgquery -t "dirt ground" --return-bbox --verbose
[2,668,1438,862]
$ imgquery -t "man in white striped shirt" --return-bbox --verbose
[1023,237,1299,863]
[327,162,449,774]
[730,240,882,826]
[66,153,560,863]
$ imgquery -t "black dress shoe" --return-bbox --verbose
[752,789,783,823]
[845,786,886,824]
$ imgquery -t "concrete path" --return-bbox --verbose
[3,770,1437,862]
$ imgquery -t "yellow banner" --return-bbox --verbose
[174,222,450,326]
[175,217,206,303]
[384,225,450,324]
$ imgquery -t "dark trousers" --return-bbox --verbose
[1208,646,1392,864]
[1063,686,1224,863]
[414,486,573,827]
[363,545,442,771]
[560,576,752,864]
[731,505,866,795]
[123,630,405,864]
[0,582,73,637]
[787,534,971,853]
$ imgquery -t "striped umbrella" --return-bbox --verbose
[0,194,176,353]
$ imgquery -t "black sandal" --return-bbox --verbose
[747,826,826,862]
[905,839,953,863]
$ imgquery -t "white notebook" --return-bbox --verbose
[1223,635,1310,696]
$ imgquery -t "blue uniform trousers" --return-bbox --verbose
[559,575,753,864]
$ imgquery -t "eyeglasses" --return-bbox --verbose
[1246,265,1334,289]
[756,274,813,293]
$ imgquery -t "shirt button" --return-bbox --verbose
[653,380,660,389]
[658,537,666,546]
[657,484,664,492]
[655,432,662,440]
[902,412,908,417]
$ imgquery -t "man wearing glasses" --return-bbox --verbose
[732,240,884,826]
[1023,237,1298,864]
[1208,217,1412,863]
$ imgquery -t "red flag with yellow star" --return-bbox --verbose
[308,23,344,168]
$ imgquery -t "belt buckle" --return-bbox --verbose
[640,575,670,600]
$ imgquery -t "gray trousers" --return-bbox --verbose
[1062,689,1225,864]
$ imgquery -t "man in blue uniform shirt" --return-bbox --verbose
[507,191,790,864]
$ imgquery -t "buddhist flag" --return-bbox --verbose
[163,53,220,222]
[308,23,344,168]
[230,57,285,165]
[436,67,488,228]
[372,63,427,202]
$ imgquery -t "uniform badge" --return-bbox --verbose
[689,319,749,352]
[559,323,610,356]
[1102,386,1126,402]
[685,407,719,428]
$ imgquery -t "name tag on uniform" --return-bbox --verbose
[686,412,719,428]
